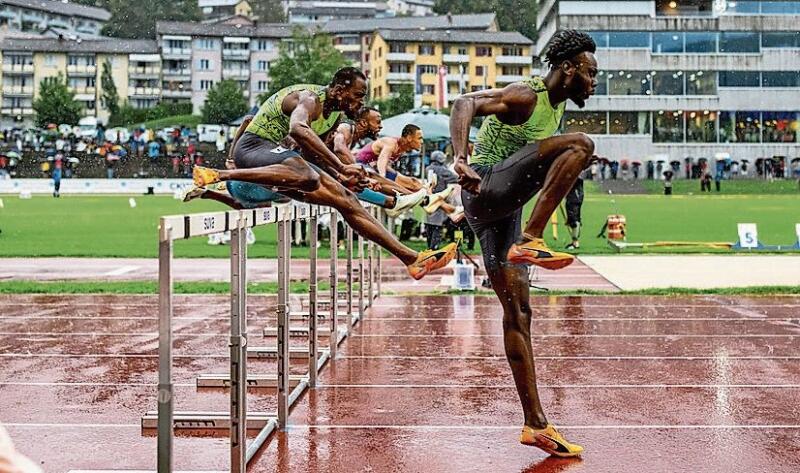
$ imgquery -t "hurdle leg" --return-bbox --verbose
[329,212,339,358]
[276,215,290,429]
[377,210,383,297]
[229,214,248,472]
[157,221,173,473]
[346,225,354,334]
[308,209,318,387]
[357,233,365,323]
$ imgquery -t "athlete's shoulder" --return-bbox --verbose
[520,76,547,94]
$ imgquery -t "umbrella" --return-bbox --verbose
[631,160,642,165]
[379,107,478,142]
[6,151,20,159]
[67,157,80,164]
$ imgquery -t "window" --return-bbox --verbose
[457,47,468,55]
[563,112,606,134]
[653,111,684,143]
[719,71,761,87]
[607,70,650,95]
[502,47,524,56]
[684,32,717,53]
[470,85,486,92]
[475,46,493,57]
[719,32,760,53]
[762,72,800,87]
[652,71,683,95]
[722,0,761,13]
[762,32,800,48]
[389,63,410,73]
[198,59,211,70]
[656,0,714,16]
[594,71,607,95]
[418,44,435,55]
[588,31,609,48]
[762,112,798,143]
[686,71,716,95]
[422,84,435,94]
[653,32,684,53]
[389,42,406,53]
[720,111,761,143]
[256,60,268,71]
[418,65,437,74]
[761,1,800,14]
[199,80,214,90]
[609,112,650,135]
[85,100,96,110]
[255,40,274,51]
[197,39,217,50]
[686,111,717,143]
[502,66,524,75]
[475,66,485,76]
[44,55,57,66]
[608,32,649,48]
[257,81,268,91]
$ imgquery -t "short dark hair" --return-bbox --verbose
[357,106,379,120]
[401,124,420,137]
[330,67,367,88]
[545,29,596,68]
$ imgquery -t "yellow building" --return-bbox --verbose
[0,38,159,126]
[369,29,533,108]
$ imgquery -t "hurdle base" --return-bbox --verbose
[247,346,324,359]
[141,411,274,430]
[196,374,305,388]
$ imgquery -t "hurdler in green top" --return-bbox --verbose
[246,84,343,142]
[470,76,567,167]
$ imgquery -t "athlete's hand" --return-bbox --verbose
[338,164,369,192]
[455,158,481,194]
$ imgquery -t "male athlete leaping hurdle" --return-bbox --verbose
[193,67,456,279]
[356,124,427,193]
[450,29,599,456]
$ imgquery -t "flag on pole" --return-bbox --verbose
[414,65,423,108]
[437,65,448,110]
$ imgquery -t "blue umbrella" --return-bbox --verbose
[379,107,478,142]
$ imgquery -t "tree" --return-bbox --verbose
[434,0,537,41]
[33,74,83,126]
[369,84,414,118]
[202,80,249,124]
[252,0,286,22]
[260,27,349,101]
[102,0,201,39]
[100,60,119,118]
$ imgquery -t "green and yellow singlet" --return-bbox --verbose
[470,76,566,167]
[246,84,342,142]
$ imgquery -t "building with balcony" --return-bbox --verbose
[198,0,253,21]
[386,0,434,17]
[156,18,294,113]
[323,13,498,74]
[536,0,800,163]
[0,37,158,126]
[285,1,391,24]
[369,29,532,108]
[0,0,110,37]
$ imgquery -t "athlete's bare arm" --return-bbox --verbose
[375,138,397,178]
[449,84,537,194]
[332,123,356,165]
[226,115,253,168]
[285,91,366,188]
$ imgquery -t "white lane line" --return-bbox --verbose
[3,423,140,428]
[317,383,800,389]
[291,424,800,430]
[0,381,193,387]
[0,332,796,338]
[0,353,227,359]
[3,302,800,308]
[102,265,141,277]
[341,355,800,361]
[1,316,797,322]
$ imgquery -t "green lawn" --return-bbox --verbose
[641,178,800,195]
[136,114,202,131]
[0,189,798,257]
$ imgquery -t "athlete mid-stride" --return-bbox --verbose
[449,30,599,456]
[193,67,457,279]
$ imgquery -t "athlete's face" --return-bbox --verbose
[359,111,383,140]
[562,52,598,109]
[338,78,368,119]
[408,129,423,150]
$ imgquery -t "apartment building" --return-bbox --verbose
[369,29,532,108]
[0,37,159,127]
[156,19,294,114]
[0,0,110,37]
[536,0,800,161]
[386,0,435,16]
[198,0,253,21]
[324,13,498,73]
[285,1,390,24]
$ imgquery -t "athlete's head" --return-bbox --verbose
[328,67,368,119]
[355,106,382,140]
[545,29,598,108]
[401,124,423,150]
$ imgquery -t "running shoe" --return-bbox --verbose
[520,424,583,457]
[182,186,205,202]
[507,238,575,270]
[193,166,220,187]
[386,189,427,217]
[423,185,456,214]
[407,242,458,280]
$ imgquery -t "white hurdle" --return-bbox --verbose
[142,202,381,472]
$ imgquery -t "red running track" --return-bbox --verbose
[1,294,799,472]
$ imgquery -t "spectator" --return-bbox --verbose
[425,151,458,250]
[564,172,586,250]
[663,170,674,195]
[148,140,161,163]
[701,172,712,192]
[52,152,63,197]
[216,129,226,153]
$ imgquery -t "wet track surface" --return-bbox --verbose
[1,294,799,472]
